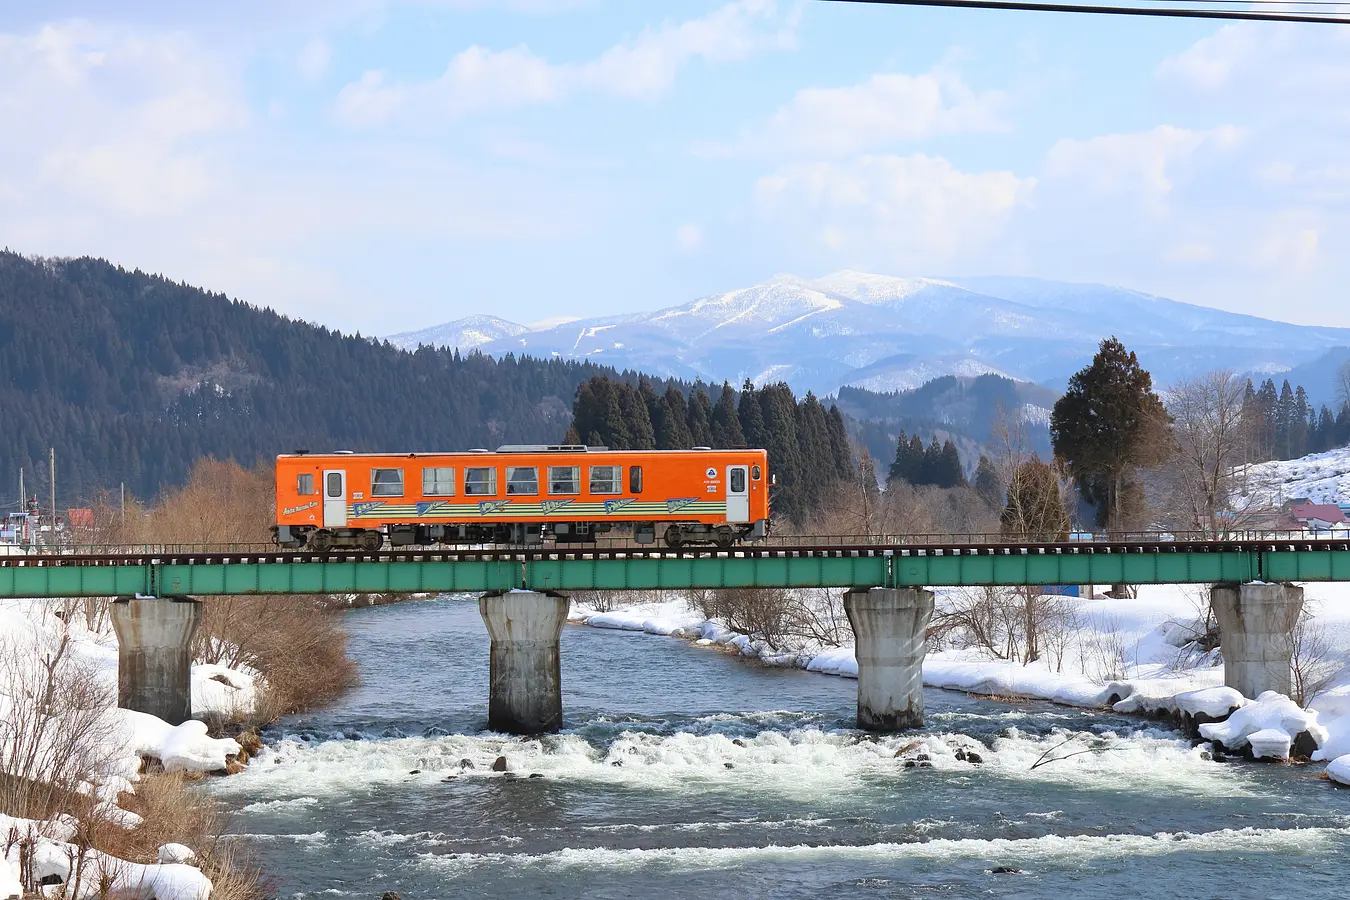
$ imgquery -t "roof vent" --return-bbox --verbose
[334,450,354,455]
[693,446,713,451]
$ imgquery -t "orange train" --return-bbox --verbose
[272,445,771,551]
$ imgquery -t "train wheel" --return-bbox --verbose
[664,526,684,549]
[309,529,333,552]
[359,530,383,552]
[715,527,734,549]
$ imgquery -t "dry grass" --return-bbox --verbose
[88,774,268,899]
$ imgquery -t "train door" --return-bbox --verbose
[726,465,749,523]
[323,470,347,527]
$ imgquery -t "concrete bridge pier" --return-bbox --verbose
[479,590,569,734]
[844,587,934,731]
[110,596,202,725]
[1211,582,1305,699]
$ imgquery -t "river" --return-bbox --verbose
[209,595,1350,899]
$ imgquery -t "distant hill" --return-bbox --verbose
[0,254,636,507]
[390,271,1350,399]
[386,314,529,354]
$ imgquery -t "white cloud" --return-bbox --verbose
[754,154,1034,267]
[675,223,703,251]
[332,0,795,124]
[716,69,1006,157]
[1043,125,1243,213]
[297,36,331,81]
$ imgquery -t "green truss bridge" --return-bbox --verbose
[2,534,1349,599]
[12,533,1347,737]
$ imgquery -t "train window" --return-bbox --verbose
[297,473,315,496]
[751,465,761,482]
[370,468,404,497]
[730,468,746,493]
[423,467,455,496]
[629,465,643,494]
[326,472,342,498]
[589,465,621,494]
[506,466,539,495]
[548,466,580,495]
[464,467,497,496]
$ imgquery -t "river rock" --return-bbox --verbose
[990,866,1022,875]
[491,756,508,772]
[381,893,402,900]
[529,773,545,778]
[460,758,474,769]
[965,751,983,764]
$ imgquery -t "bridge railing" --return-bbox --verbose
[1,528,1346,559]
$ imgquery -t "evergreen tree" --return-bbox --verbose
[620,382,657,450]
[1001,458,1070,541]
[759,383,804,520]
[1050,336,1170,530]
[687,385,714,447]
[656,385,693,449]
[973,454,1002,507]
[888,429,920,484]
[1276,380,1296,459]
[936,438,966,489]
[738,379,766,450]
[825,405,855,480]
[638,378,662,438]
[710,381,745,449]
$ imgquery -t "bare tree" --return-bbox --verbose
[1166,370,1255,536]
[1337,358,1350,411]
[1291,604,1344,706]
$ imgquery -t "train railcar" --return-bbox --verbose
[272,445,770,551]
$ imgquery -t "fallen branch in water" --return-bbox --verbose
[1029,735,1132,769]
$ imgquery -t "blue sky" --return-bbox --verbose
[2,1,1348,333]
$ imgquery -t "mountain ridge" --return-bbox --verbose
[388,271,1350,402]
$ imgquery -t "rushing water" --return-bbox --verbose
[210,596,1350,899]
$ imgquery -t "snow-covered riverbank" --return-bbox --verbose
[0,599,260,898]
[570,583,1350,784]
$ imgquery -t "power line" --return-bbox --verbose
[823,0,1350,24]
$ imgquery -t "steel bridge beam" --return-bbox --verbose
[0,546,1348,598]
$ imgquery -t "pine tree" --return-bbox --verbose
[1001,458,1070,541]
[759,383,804,520]
[937,438,966,488]
[738,379,766,450]
[1050,336,1170,530]
[687,385,714,447]
[825,405,855,480]
[656,385,693,449]
[1276,380,1296,459]
[710,381,745,449]
[620,382,656,450]
[973,454,1002,506]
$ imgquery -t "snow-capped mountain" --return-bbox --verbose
[386,314,528,353]
[386,272,1350,395]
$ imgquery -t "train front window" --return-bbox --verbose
[464,467,497,496]
[423,467,455,496]
[629,466,643,494]
[548,466,580,495]
[506,466,539,495]
[752,465,761,482]
[589,465,620,494]
[371,468,404,497]
[297,473,315,496]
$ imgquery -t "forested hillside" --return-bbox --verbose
[0,253,652,505]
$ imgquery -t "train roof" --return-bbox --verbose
[277,446,766,458]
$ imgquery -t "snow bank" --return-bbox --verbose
[1199,692,1329,760]
[119,712,242,774]
[0,812,211,900]
[1326,755,1350,786]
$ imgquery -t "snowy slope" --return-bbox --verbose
[1239,447,1350,508]
[385,272,1350,396]
[386,314,529,353]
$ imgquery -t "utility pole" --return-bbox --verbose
[49,448,56,540]
[121,482,126,525]
[18,468,23,512]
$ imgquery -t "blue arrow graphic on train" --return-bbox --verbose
[604,498,636,514]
